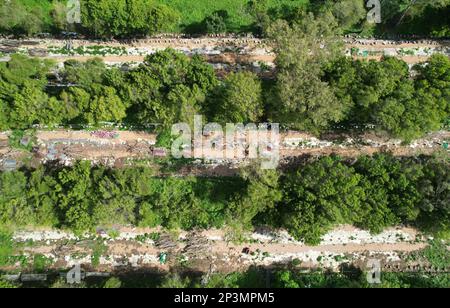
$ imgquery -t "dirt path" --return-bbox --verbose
[2,37,449,66]
[9,225,437,274]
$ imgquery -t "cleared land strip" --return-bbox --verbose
[1,37,449,66]
[6,226,439,274]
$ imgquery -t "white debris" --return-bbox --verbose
[250,227,413,246]
[13,230,78,242]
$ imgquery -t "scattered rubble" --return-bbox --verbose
[9,226,440,273]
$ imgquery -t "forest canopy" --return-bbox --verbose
[0,155,448,244]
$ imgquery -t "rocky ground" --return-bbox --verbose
[5,226,442,275]
[1,129,448,174]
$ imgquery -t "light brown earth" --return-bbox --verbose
[11,226,433,273]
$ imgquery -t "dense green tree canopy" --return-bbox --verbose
[211,72,263,124]
[0,155,448,241]
[125,49,217,127]
[324,55,450,140]
[81,0,179,38]
[1,0,449,37]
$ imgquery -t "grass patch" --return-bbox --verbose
[156,0,309,33]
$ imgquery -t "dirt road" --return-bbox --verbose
[1,37,449,66]
[0,129,448,172]
[9,226,437,273]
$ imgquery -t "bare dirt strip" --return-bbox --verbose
[8,226,437,274]
[0,130,448,173]
[1,37,449,66]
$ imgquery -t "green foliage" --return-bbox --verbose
[60,59,128,125]
[81,0,180,38]
[205,268,450,289]
[0,54,58,129]
[331,0,367,30]
[103,277,122,289]
[33,253,53,272]
[63,58,108,88]
[0,0,312,37]
[378,272,450,288]
[8,130,35,151]
[157,0,309,34]
[203,10,229,34]
[0,154,447,243]
[0,162,241,232]
[270,269,450,288]
[415,157,450,237]
[1,0,448,38]
[90,240,108,267]
[126,49,217,127]
[281,157,365,244]
[202,267,267,288]
[155,129,174,148]
[229,163,282,229]
[0,52,202,128]
[268,12,347,133]
[0,0,48,36]
[419,240,450,268]
[0,171,33,227]
[0,50,448,141]
[324,55,450,140]
[210,72,263,124]
[377,0,450,38]
[159,274,192,288]
[0,279,18,288]
[280,154,449,244]
[2,268,448,288]
[56,161,95,232]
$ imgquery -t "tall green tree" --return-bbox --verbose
[211,72,263,124]
[268,12,347,133]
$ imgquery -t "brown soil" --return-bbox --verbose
[15,226,430,273]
